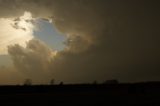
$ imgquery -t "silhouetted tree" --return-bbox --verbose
[50,79,55,85]
[59,81,63,85]
[93,80,98,84]
[24,79,32,86]
[103,79,119,84]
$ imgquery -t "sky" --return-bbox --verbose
[0,0,160,85]
[0,12,66,66]
[34,19,66,51]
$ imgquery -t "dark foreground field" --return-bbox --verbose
[0,82,160,105]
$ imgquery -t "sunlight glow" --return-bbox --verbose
[0,11,35,55]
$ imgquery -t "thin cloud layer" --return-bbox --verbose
[0,0,160,84]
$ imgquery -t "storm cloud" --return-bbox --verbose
[8,39,56,84]
[0,0,160,84]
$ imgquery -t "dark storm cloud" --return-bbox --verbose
[46,0,160,83]
[0,0,160,83]
[8,39,55,83]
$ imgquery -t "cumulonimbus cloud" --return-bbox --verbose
[8,39,56,84]
[0,0,160,84]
